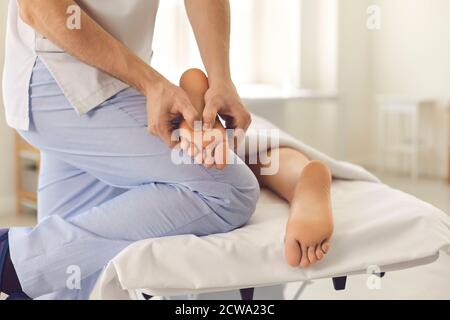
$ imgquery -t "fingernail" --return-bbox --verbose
[203,123,211,131]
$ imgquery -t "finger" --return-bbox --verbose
[147,113,159,136]
[188,141,199,158]
[158,121,177,148]
[203,144,215,168]
[177,101,199,131]
[173,142,182,150]
[214,141,227,170]
[194,148,204,164]
[178,125,191,144]
[148,123,158,136]
[202,137,219,167]
[179,137,190,154]
[203,101,220,130]
[147,101,160,135]
[233,110,252,133]
[170,127,181,144]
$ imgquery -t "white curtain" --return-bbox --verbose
[151,0,302,90]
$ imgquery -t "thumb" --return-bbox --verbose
[180,102,199,131]
[202,102,219,130]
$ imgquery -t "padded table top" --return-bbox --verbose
[91,180,450,299]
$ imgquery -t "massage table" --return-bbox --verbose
[90,115,450,300]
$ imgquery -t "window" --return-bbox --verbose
[151,0,302,92]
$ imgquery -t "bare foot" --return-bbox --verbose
[178,114,229,169]
[178,69,229,169]
[284,160,333,268]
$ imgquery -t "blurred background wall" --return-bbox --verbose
[0,0,449,216]
[370,0,449,175]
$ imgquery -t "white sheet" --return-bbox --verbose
[91,181,450,299]
[90,115,450,299]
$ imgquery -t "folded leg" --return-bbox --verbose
[8,60,260,298]
[32,152,124,300]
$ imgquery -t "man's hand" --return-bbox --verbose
[146,78,199,148]
[184,0,250,133]
[203,80,251,133]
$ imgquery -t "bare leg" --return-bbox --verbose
[248,148,333,268]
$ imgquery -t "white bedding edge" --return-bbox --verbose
[90,114,450,300]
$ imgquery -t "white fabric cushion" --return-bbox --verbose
[91,180,450,299]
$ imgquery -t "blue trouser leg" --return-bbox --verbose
[31,153,125,300]
[8,59,260,299]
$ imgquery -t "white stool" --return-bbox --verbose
[376,96,438,180]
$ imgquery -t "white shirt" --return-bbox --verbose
[2,0,159,130]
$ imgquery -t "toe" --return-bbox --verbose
[315,245,324,260]
[307,246,317,264]
[284,239,302,267]
[299,245,310,268]
[321,241,331,253]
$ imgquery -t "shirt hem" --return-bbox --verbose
[66,81,131,115]
[6,114,30,131]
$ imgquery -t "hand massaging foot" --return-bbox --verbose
[284,161,333,268]
[0,229,30,299]
[178,69,228,169]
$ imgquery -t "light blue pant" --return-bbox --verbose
[9,59,260,299]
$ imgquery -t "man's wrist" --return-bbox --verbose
[130,59,164,95]
[207,69,232,87]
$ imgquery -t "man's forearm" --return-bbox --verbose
[18,0,162,94]
[184,0,232,86]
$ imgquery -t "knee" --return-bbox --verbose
[218,164,260,229]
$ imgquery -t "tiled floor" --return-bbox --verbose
[0,173,449,299]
